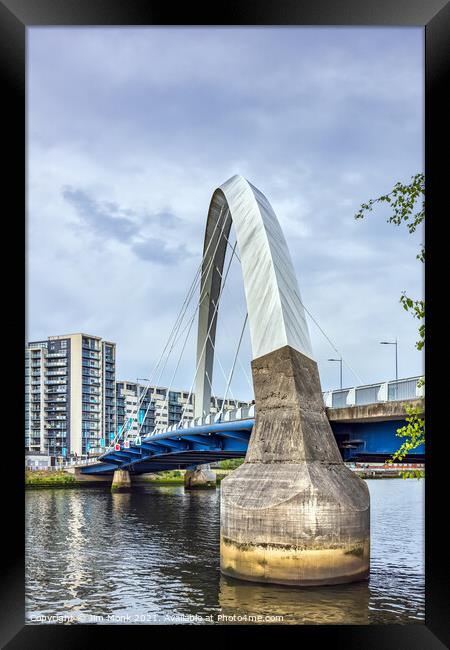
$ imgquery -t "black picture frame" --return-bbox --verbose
[2,0,448,647]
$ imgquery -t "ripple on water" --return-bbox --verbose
[26,480,424,624]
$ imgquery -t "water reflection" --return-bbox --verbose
[25,480,424,624]
[65,492,89,598]
[219,574,371,624]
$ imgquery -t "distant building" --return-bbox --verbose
[25,334,116,458]
[116,380,250,437]
[25,452,53,470]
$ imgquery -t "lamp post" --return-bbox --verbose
[380,338,398,380]
[328,357,343,390]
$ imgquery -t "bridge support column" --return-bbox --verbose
[184,464,216,489]
[111,469,132,492]
[220,345,370,586]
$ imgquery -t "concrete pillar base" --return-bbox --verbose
[220,345,370,587]
[184,464,217,489]
[220,461,369,586]
[111,469,132,492]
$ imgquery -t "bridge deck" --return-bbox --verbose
[75,397,424,475]
[81,420,253,475]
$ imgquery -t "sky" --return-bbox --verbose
[27,27,424,400]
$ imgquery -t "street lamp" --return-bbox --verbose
[328,357,343,390]
[380,338,398,380]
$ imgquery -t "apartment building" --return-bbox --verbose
[25,341,48,452]
[116,380,250,437]
[25,334,116,457]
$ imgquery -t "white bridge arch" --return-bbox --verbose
[194,174,314,417]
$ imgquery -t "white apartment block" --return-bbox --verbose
[116,380,250,438]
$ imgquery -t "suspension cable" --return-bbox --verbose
[221,231,364,388]
[176,237,238,428]
[297,297,365,386]
[212,267,254,394]
[138,207,232,437]
[216,312,249,420]
[207,332,239,408]
[106,204,364,454]
[103,205,228,452]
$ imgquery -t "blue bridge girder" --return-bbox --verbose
[81,420,253,475]
[79,409,424,476]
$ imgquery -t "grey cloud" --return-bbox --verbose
[62,186,188,264]
[28,28,424,391]
[147,211,181,228]
[63,187,139,241]
[132,238,191,265]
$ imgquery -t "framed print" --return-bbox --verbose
[1,0,448,647]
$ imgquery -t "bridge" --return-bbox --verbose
[73,378,424,476]
[70,175,423,587]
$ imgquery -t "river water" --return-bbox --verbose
[25,478,424,625]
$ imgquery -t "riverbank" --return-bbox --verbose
[25,468,230,488]
[25,466,422,488]
[136,470,229,485]
[25,470,109,489]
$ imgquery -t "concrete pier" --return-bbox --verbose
[111,469,132,492]
[220,345,370,586]
[184,464,217,489]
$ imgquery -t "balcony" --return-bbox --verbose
[46,351,67,359]
[82,351,99,360]
[45,395,66,402]
[82,342,100,351]
[46,360,67,367]
[85,363,100,371]
[82,389,100,396]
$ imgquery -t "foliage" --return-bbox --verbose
[25,470,76,485]
[400,294,425,352]
[355,174,425,474]
[355,172,425,352]
[385,405,425,479]
[148,470,184,482]
[218,458,245,470]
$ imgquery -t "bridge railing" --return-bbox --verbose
[94,377,423,455]
[55,456,101,469]
[148,404,256,436]
[323,376,424,408]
